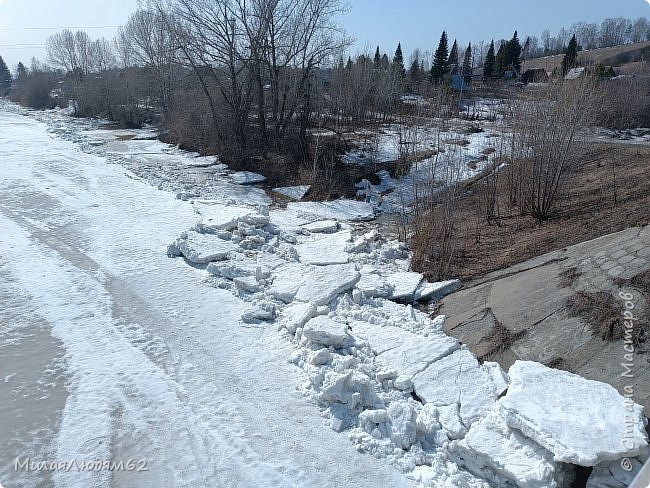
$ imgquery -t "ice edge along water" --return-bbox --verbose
[2,102,648,488]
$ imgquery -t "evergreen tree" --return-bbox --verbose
[0,55,11,96]
[462,43,473,82]
[448,39,459,73]
[16,62,28,82]
[336,55,345,71]
[392,43,405,76]
[506,31,522,72]
[522,37,531,60]
[345,56,353,70]
[381,54,390,69]
[483,40,496,78]
[374,46,381,68]
[495,43,506,75]
[561,35,578,75]
[430,31,449,83]
[408,58,421,83]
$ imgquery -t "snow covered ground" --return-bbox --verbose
[1,102,648,488]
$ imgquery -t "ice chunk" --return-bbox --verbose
[268,263,304,303]
[453,409,559,488]
[412,349,500,427]
[352,322,459,379]
[193,202,268,232]
[294,231,351,266]
[359,409,388,425]
[272,185,310,200]
[356,272,393,298]
[295,264,360,306]
[437,403,467,440]
[302,316,348,347]
[499,361,649,466]
[386,272,424,302]
[287,200,375,222]
[233,276,262,293]
[301,220,339,234]
[387,402,417,449]
[168,231,237,264]
[413,279,462,301]
[319,370,383,408]
[232,171,266,185]
[279,302,316,334]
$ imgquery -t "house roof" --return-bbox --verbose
[564,67,586,80]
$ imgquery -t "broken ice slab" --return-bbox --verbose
[295,231,352,266]
[302,315,348,347]
[352,322,459,379]
[453,408,560,488]
[287,200,375,222]
[167,231,237,264]
[272,185,310,200]
[231,171,267,185]
[499,361,649,466]
[386,271,424,302]
[413,279,462,301]
[192,201,269,233]
[412,348,503,427]
[300,220,339,234]
[295,263,361,306]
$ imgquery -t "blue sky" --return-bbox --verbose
[0,0,648,69]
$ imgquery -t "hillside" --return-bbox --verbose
[522,40,650,74]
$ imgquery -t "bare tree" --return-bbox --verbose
[122,8,179,113]
[46,29,78,72]
[508,78,599,220]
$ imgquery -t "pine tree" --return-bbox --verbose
[374,46,381,68]
[448,39,458,74]
[561,35,578,76]
[506,31,522,72]
[408,58,421,83]
[495,43,506,75]
[381,54,390,69]
[16,62,28,82]
[430,31,449,83]
[345,56,353,70]
[392,43,405,76]
[484,40,496,78]
[462,43,473,82]
[0,55,11,96]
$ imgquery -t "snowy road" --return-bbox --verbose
[0,109,409,487]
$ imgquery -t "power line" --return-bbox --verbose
[0,26,120,31]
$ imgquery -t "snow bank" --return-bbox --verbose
[499,361,649,466]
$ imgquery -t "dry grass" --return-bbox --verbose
[411,143,650,281]
[566,291,624,341]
